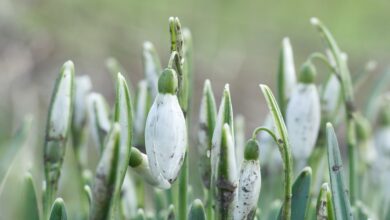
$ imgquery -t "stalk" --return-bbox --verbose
[311,18,358,204]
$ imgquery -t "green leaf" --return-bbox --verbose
[188,199,206,220]
[290,167,312,220]
[90,124,121,220]
[178,28,193,114]
[43,60,75,217]
[316,183,335,220]
[259,84,293,220]
[49,198,67,220]
[0,115,32,193]
[113,73,133,196]
[326,123,353,220]
[134,209,146,220]
[198,79,217,188]
[215,124,237,219]
[20,172,40,220]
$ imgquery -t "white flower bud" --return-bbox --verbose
[145,69,187,188]
[286,83,321,161]
[234,139,261,220]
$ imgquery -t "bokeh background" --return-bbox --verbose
[1,0,389,218]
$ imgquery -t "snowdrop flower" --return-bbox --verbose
[286,61,321,163]
[145,68,187,188]
[234,139,261,220]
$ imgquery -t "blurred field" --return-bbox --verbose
[0,0,389,218]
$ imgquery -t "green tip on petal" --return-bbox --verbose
[244,139,260,160]
[299,61,316,84]
[158,68,178,94]
[129,147,144,167]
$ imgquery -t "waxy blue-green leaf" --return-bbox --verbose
[43,60,74,216]
[198,79,217,188]
[113,73,133,197]
[326,123,353,220]
[0,115,32,193]
[142,42,162,98]
[20,172,40,220]
[90,123,120,220]
[178,28,193,114]
[259,84,293,220]
[290,167,312,220]
[188,199,206,220]
[134,209,146,220]
[49,198,67,220]
[87,93,111,153]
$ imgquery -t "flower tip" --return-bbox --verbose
[193,199,203,207]
[310,17,320,26]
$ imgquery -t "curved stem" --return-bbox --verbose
[308,52,338,74]
[252,126,278,144]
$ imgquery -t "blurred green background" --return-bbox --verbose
[1,0,389,218]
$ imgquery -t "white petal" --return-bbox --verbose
[234,160,261,219]
[286,84,321,160]
[145,94,187,184]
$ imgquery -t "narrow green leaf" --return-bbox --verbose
[0,115,32,193]
[20,172,40,220]
[43,60,74,217]
[316,183,335,220]
[113,73,133,196]
[90,124,121,220]
[178,28,193,114]
[188,199,206,220]
[326,123,353,220]
[49,198,67,220]
[215,124,237,219]
[133,80,152,149]
[259,84,293,220]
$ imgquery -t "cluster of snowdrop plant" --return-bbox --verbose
[1,16,390,220]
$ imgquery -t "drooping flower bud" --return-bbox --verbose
[234,139,261,220]
[286,61,321,162]
[145,68,187,188]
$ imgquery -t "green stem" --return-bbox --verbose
[178,153,188,220]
